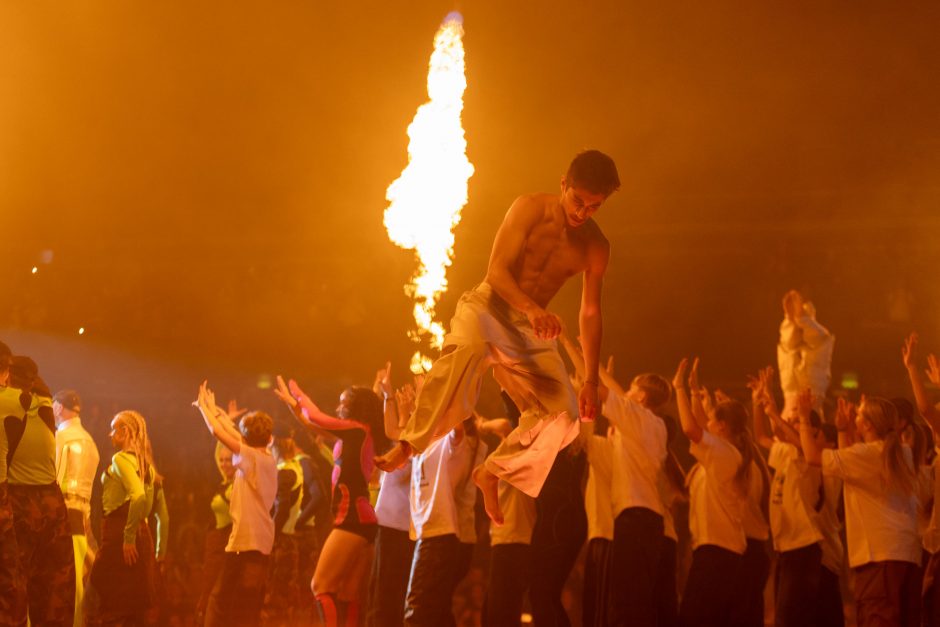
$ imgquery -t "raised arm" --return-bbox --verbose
[798,389,823,466]
[903,333,940,432]
[748,369,775,451]
[673,358,702,443]
[373,362,402,440]
[287,379,361,432]
[688,358,710,430]
[194,382,242,454]
[834,397,857,449]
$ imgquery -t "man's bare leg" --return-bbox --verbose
[374,441,411,472]
[473,464,503,526]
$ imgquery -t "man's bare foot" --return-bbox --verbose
[374,441,411,472]
[473,464,503,526]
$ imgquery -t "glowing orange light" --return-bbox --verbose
[78,327,85,335]
[31,266,37,274]
[384,12,474,374]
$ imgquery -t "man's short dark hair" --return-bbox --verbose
[566,150,620,196]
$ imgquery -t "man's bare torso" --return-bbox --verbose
[502,192,608,309]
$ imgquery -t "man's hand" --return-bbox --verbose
[688,357,702,393]
[783,289,804,321]
[579,381,599,421]
[797,388,814,421]
[123,542,138,566]
[672,358,689,392]
[274,376,298,411]
[525,306,562,340]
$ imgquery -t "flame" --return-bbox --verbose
[385,12,474,374]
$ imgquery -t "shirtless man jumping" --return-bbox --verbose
[376,150,618,524]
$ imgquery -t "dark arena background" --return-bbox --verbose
[2,2,939,626]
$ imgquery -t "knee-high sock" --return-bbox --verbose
[316,593,346,627]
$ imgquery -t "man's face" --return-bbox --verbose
[53,400,64,421]
[560,181,607,228]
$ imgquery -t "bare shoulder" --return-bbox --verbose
[505,192,555,222]
[582,219,610,257]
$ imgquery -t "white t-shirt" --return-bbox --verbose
[375,462,413,532]
[490,480,536,546]
[604,394,667,518]
[822,441,920,568]
[922,455,940,554]
[227,445,277,555]
[451,436,488,544]
[688,430,747,554]
[742,461,770,541]
[410,431,475,540]
[768,441,824,552]
[585,434,614,541]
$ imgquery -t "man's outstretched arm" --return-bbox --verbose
[578,239,609,420]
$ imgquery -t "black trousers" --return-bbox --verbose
[482,543,530,627]
[582,538,611,627]
[366,526,415,627]
[654,537,679,627]
[729,538,770,627]
[204,551,270,627]
[775,542,843,627]
[404,534,462,627]
[529,450,587,627]
[679,545,744,627]
[608,507,664,627]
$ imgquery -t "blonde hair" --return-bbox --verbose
[860,397,916,495]
[114,410,153,484]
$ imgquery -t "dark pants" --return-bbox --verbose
[729,538,770,627]
[204,551,270,627]
[262,533,300,625]
[679,545,744,627]
[775,542,842,627]
[9,482,76,627]
[855,560,922,627]
[404,534,462,627]
[924,550,940,627]
[582,538,610,627]
[482,543,530,627]
[197,525,231,625]
[529,450,587,627]
[608,507,664,627]
[0,483,27,626]
[654,537,679,627]
[367,526,415,627]
[818,565,844,627]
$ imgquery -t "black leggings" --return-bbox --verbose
[483,543,531,627]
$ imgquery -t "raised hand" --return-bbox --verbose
[374,361,393,399]
[902,333,918,371]
[274,375,298,410]
[605,355,615,376]
[413,373,426,399]
[672,358,689,392]
[928,354,940,387]
[226,399,247,421]
[835,397,856,432]
[396,384,416,420]
[688,357,702,393]
[287,379,322,418]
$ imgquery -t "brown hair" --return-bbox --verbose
[860,397,916,495]
[566,150,620,196]
[240,411,274,448]
[713,400,770,520]
[632,374,672,410]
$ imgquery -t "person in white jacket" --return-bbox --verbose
[777,290,834,420]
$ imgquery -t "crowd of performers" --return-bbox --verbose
[2,291,940,627]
